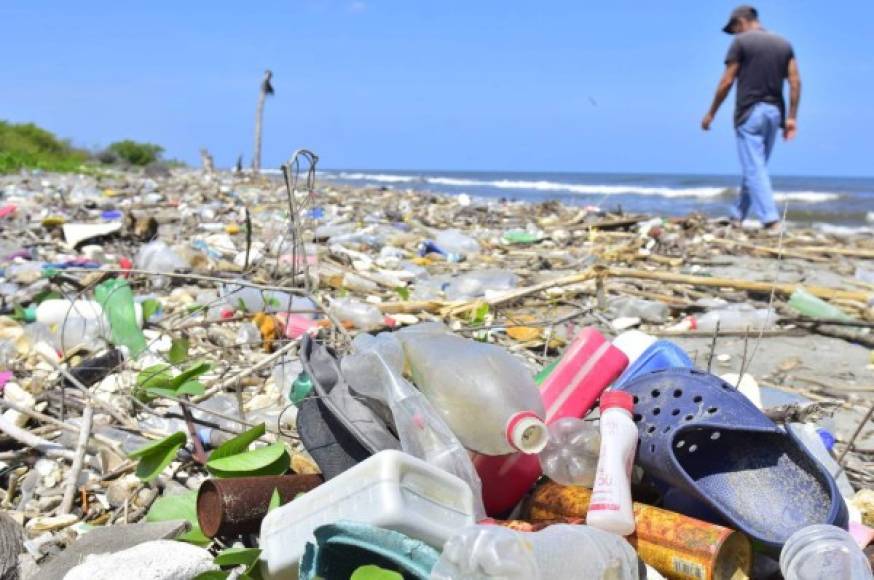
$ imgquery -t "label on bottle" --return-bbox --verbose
[671,557,705,579]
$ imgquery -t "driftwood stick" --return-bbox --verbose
[446,269,599,316]
[790,245,874,259]
[836,401,874,470]
[59,403,93,515]
[0,415,76,462]
[603,266,872,302]
[194,338,299,402]
[39,354,135,428]
[709,238,828,262]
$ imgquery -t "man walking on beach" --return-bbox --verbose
[701,5,801,230]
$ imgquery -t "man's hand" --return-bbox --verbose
[784,118,797,141]
[701,113,714,131]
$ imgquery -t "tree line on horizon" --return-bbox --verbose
[0,120,176,174]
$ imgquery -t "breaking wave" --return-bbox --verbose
[331,172,841,203]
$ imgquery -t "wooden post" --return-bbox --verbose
[252,70,274,174]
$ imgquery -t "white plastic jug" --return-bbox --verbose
[259,450,476,580]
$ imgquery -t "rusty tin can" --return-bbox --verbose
[524,481,751,580]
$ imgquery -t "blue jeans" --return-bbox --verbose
[733,102,781,224]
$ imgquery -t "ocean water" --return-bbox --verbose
[320,170,874,228]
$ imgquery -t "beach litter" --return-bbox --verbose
[1,162,874,579]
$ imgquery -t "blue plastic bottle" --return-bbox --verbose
[613,340,693,390]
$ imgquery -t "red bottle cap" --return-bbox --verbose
[600,391,634,412]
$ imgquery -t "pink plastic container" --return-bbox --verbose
[473,327,628,515]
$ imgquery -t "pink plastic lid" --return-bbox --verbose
[600,391,634,412]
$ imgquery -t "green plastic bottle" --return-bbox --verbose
[534,359,559,385]
[290,371,314,405]
[788,288,853,321]
[95,278,147,357]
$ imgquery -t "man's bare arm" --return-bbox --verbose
[701,62,740,130]
[784,57,801,140]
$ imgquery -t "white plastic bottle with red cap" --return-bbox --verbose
[586,391,638,536]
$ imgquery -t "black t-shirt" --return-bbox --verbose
[725,29,794,127]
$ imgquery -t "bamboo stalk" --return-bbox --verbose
[708,238,828,262]
[59,404,92,515]
[603,266,872,302]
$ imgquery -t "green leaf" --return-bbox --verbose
[141,298,161,322]
[469,302,490,325]
[128,431,186,482]
[393,286,410,301]
[208,423,265,463]
[168,337,190,365]
[207,443,289,478]
[12,305,26,322]
[33,289,63,304]
[169,361,211,389]
[268,488,281,512]
[215,547,261,570]
[128,431,186,459]
[144,387,180,399]
[351,565,403,580]
[176,380,205,396]
[146,490,210,545]
[137,364,173,390]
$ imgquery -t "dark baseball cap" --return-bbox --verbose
[722,5,758,34]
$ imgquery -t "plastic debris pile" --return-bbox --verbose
[0,165,873,579]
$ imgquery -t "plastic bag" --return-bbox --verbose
[342,332,487,519]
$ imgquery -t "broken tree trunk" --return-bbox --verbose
[251,70,274,174]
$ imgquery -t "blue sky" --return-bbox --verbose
[3,1,873,176]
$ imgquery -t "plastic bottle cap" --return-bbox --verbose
[817,428,836,452]
[611,330,657,365]
[506,412,549,454]
[600,391,634,412]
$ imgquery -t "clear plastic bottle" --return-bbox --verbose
[442,270,518,301]
[398,324,548,456]
[329,297,384,330]
[220,281,315,314]
[431,524,639,580]
[538,417,600,487]
[675,308,778,332]
[434,229,480,257]
[608,296,669,324]
[342,332,487,519]
[235,322,262,346]
[587,391,638,536]
[780,524,872,580]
